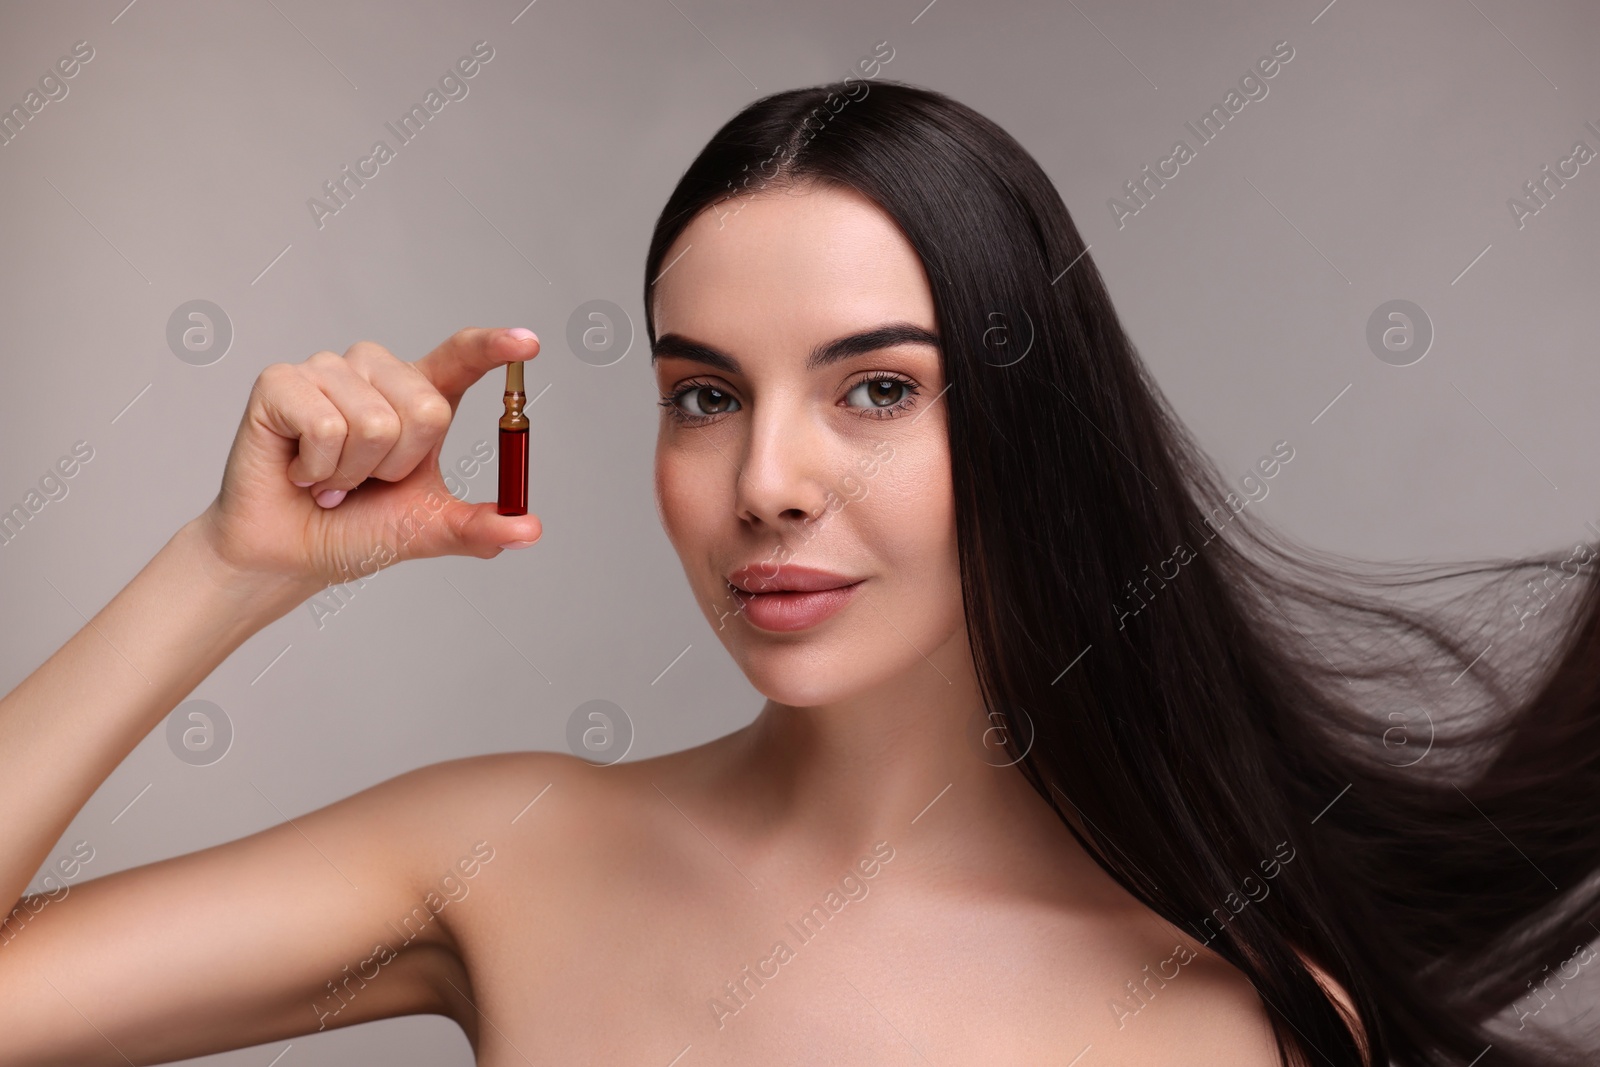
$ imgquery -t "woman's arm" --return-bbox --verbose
[0,328,544,1063]
[0,515,314,922]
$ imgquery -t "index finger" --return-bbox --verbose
[413,327,540,410]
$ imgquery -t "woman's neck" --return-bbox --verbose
[708,626,1072,877]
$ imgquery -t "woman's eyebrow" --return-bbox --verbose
[650,321,940,373]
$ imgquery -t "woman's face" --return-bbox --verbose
[650,181,966,708]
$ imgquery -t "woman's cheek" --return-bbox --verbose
[653,448,707,548]
[861,446,957,587]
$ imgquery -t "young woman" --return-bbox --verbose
[2,79,1596,1066]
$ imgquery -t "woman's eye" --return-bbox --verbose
[661,375,921,425]
[844,376,919,417]
[663,384,740,421]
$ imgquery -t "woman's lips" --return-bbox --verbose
[732,579,865,632]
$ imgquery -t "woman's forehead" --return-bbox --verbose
[651,184,935,345]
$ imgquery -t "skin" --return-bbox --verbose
[0,181,1361,1065]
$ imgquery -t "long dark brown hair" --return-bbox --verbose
[641,77,1600,1067]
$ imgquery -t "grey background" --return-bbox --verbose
[1,0,1596,1061]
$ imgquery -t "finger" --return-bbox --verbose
[401,498,544,562]
[250,362,348,488]
[299,351,401,496]
[413,327,540,412]
[344,343,453,483]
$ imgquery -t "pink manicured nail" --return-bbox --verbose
[315,488,348,508]
[292,479,315,487]
[507,327,537,342]
[499,540,537,550]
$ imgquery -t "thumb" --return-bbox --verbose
[454,500,543,556]
[396,495,543,560]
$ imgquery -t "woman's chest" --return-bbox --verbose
[453,875,1098,1065]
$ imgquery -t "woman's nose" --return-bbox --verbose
[733,403,835,529]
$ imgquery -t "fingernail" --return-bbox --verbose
[315,488,348,508]
[292,479,315,487]
[507,327,537,343]
[499,540,537,550]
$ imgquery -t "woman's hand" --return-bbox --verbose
[196,327,544,592]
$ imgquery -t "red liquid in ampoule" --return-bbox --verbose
[497,427,528,516]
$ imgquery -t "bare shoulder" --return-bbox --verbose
[1082,938,1284,1066]
[1074,921,1365,1067]
[388,748,633,860]
[1130,964,1283,1066]
[393,748,602,816]
[391,745,704,888]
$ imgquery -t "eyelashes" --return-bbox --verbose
[658,379,737,423]
[658,372,922,426]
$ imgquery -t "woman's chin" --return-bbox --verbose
[745,673,847,710]
[734,654,861,710]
